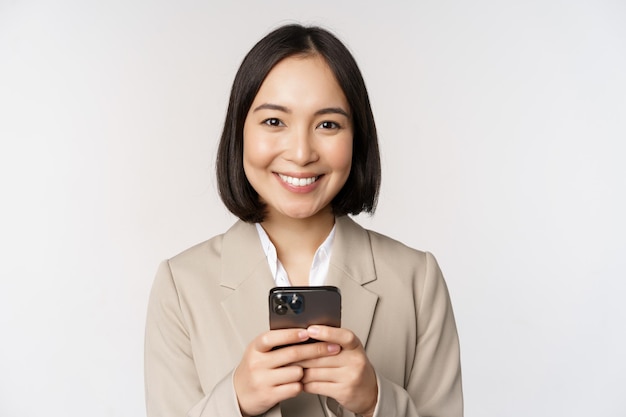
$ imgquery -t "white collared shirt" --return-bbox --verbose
[255,223,335,287]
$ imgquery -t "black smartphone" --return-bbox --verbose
[269,286,341,345]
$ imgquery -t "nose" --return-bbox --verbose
[284,128,319,166]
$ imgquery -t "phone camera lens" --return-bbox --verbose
[275,304,288,315]
[289,294,304,314]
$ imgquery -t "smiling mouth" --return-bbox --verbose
[278,174,320,187]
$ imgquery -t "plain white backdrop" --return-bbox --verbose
[1,0,625,416]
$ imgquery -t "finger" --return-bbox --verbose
[306,326,362,350]
[268,365,305,386]
[254,329,310,352]
[302,379,378,416]
[296,355,342,369]
[268,341,341,368]
[301,366,336,384]
[241,380,304,416]
[270,381,304,402]
[301,380,341,397]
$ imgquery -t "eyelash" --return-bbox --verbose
[262,118,285,127]
[318,121,341,129]
[261,119,341,130]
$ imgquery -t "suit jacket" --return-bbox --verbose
[145,216,463,417]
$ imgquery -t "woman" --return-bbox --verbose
[145,24,463,417]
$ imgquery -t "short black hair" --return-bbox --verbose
[216,24,381,223]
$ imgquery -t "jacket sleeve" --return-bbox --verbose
[375,251,462,417]
[144,260,247,417]
[405,251,463,416]
[323,252,463,417]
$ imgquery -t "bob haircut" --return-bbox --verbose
[216,24,381,223]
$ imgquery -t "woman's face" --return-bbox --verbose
[243,55,353,223]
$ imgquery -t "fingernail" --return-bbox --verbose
[328,343,340,353]
[298,330,309,339]
[307,326,320,336]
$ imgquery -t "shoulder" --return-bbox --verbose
[158,220,259,288]
[366,228,440,283]
[168,233,225,270]
[367,228,425,259]
[336,216,443,292]
[167,220,255,267]
[337,215,431,267]
[149,220,264,318]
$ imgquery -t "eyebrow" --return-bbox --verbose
[252,103,350,118]
[316,107,351,118]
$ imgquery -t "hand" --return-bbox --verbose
[298,326,378,416]
[233,328,341,416]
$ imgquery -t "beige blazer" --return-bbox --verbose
[145,216,463,417]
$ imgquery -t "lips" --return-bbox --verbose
[278,173,320,187]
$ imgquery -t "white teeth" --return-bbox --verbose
[278,174,318,187]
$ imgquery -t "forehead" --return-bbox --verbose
[251,54,349,111]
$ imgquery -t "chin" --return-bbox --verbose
[276,206,326,220]
[283,211,317,220]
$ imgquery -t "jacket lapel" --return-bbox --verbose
[326,216,379,348]
[219,221,275,349]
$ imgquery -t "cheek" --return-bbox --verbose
[243,126,272,169]
[242,131,260,182]
[244,142,276,173]
[327,138,353,174]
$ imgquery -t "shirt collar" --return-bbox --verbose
[255,223,336,286]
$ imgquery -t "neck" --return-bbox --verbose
[261,209,335,254]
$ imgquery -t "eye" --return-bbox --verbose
[262,118,285,127]
[318,121,341,130]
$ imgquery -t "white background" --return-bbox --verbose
[1,1,625,416]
